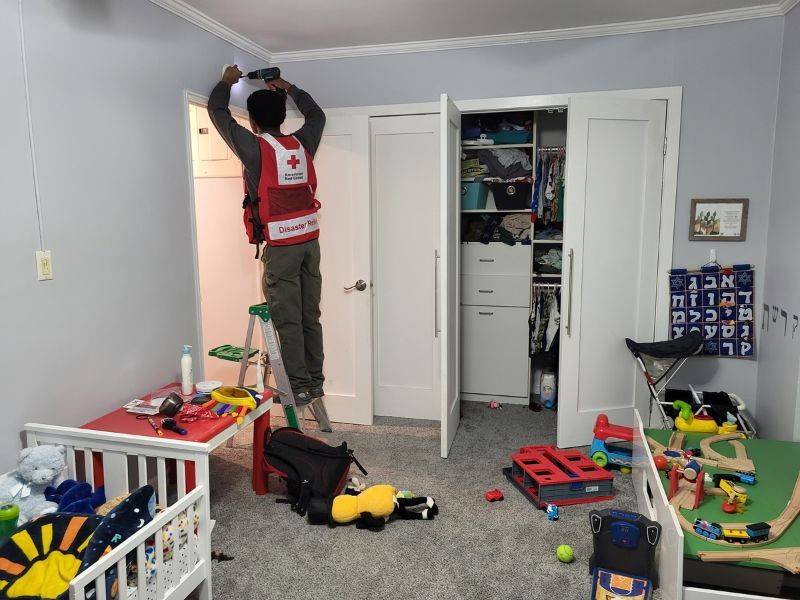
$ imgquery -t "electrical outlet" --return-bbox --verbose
[35,250,53,281]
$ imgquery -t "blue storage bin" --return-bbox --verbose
[461,182,489,210]
[486,130,532,145]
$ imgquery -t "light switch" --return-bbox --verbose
[35,250,53,281]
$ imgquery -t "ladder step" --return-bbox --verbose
[209,344,260,363]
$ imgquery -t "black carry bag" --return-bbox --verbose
[263,427,367,524]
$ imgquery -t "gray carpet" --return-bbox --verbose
[206,402,646,599]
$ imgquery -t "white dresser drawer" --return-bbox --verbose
[461,274,530,307]
[461,243,531,276]
[460,306,529,398]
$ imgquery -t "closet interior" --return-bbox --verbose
[459,108,567,411]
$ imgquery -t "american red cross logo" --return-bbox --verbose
[287,154,301,169]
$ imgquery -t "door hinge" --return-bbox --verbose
[663,137,668,156]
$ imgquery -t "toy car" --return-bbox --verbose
[590,414,633,473]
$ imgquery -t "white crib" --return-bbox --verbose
[21,423,214,600]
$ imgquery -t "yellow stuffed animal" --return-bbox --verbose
[331,484,438,531]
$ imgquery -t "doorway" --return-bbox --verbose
[185,95,374,425]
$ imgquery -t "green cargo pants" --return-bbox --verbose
[261,239,324,394]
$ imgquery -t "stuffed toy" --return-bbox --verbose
[0,445,66,524]
[331,484,438,531]
[44,480,106,514]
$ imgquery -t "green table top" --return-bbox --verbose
[646,428,800,571]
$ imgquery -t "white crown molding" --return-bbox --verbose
[780,0,800,14]
[151,0,796,65]
[148,0,272,62]
[272,3,786,62]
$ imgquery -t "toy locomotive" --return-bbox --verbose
[693,518,771,543]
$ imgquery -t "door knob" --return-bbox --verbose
[344,279,367,292]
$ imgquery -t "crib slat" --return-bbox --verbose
[94,573,107,600]
[156,457,167,506]
[116,558,127,600]
[136,543,146,600]
[137,455,148,488]
[66,447,76,480]
[83,450,94,487]
[187,504,196,567]
[177,459,186,498]
[155,524,165,598]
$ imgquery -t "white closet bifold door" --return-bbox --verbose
[557,96,667,448]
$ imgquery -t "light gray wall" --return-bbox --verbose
[757,6,800,440]
[279,17,783,413]
[0,0,265,471]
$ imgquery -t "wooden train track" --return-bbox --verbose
[699,433,755,473]
[697,548,800,574]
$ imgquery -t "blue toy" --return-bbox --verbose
[546,503,559,521]
[44,479,105,514]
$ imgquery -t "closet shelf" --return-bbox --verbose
[461,143,534,150]
[531,239,563,244]
[532,273,562,279]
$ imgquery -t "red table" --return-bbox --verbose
[82,382,274,495]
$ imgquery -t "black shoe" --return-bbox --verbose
[309,387,325,400]
[294,391,313,407]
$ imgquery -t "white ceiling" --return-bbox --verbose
[167,0,791,58]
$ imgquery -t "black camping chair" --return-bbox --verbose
[625,332,756,436]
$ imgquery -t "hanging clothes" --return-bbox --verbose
[532,149,566,226]
[529,287,561,356]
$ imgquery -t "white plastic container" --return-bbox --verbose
[541,371,557,409]
[181,345,193,395]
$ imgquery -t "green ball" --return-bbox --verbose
[556,544,574,563]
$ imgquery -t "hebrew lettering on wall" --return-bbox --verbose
[668,265,755,359]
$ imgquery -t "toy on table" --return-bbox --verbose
[546,503,559,521]
[556,544,574,563]
[719,478,748,514]
[653,455,668,471]
[485,488,504,502]
[44,479,105,514]
[203,386,259,425]
[589,509,661,591]
[331,484,438,531]
[161,418,188,435]
[137,414,164,436]
[590,414,633,473]
[672,400,738,434]
[0,445,66,524]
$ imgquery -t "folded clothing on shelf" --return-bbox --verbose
[535,248,563,273]
[477,148,533,180]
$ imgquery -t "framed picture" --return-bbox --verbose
[689,198,749,241]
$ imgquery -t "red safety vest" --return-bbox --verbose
[242,133,319,250]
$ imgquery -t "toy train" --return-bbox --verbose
[693,519,771,543]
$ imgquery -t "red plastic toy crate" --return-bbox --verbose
[504,444,614,508]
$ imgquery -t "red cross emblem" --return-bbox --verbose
[287,154,301,169]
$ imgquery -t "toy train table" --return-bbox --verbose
[647,428,800,597]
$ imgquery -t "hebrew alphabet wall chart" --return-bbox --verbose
[668,265,756,358]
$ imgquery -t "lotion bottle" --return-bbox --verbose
[181,345,193,395]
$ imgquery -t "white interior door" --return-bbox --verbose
[557,96,667,447]
[371,114,441,420]
[440,94,461,457]
[283,114,373,424]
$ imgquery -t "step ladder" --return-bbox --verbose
[208,303,332,432]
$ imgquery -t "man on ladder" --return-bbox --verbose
[208,65,329,427]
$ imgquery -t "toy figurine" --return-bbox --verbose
[546,503,559,521]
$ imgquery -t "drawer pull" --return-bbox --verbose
[478,258,495,263]
[478,311,494,316]
[478,289,494,294]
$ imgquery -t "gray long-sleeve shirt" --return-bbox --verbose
[207,81,326,202]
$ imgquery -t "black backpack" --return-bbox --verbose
[263,427,367,524]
